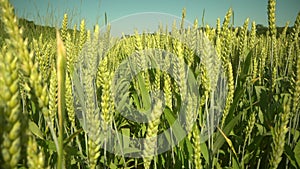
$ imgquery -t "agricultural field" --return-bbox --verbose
[0,0,300,168]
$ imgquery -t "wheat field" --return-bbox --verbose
[0,0,300,168]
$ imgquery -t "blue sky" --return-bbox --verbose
[10,0,300,36]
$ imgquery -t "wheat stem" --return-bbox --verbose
[56,30,67,169]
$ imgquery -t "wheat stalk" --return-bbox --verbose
[192,125,202,169]
[143,99,163,169]
[60,14,68,42]
[65,73,76,129]
[269,97,290,169]
[0,46,22,169]
[27,135,45,169]
[56,30,67,169]
[268,0,278,90]
[49,67,58,125]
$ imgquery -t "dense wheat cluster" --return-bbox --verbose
[0,0,300,168]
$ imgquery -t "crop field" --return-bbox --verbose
[0,0,300,168]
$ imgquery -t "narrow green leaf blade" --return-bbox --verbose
[28,120,44,140]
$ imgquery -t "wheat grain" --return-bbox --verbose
[27,136,45,169]
[163,72,172,110]
[65,74,76,129]
[269,97,290,169]
[60,14,68,42]
[49,67,58,125]
[220,18,234,128]
[292,12,300,116]
[0,48,22,169]
[268,0,277,37]
[239,18,249,57]
[192,125,202,169]
[143,99,163,169]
